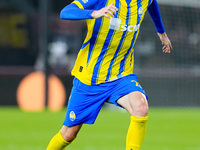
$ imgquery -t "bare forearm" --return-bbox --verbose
[91,3,118,19]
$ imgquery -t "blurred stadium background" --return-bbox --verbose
[0,0,200,149]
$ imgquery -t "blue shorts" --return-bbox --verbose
[63,74,147,127]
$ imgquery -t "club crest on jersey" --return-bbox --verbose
[138,7,144,18]
[69,111,76,121]
[82,0,88,3]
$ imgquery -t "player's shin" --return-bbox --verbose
[126,116,148,150]
[47,130,71,150]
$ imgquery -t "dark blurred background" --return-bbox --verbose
[0,0,200,107]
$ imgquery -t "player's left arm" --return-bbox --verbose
[148,0,172,53]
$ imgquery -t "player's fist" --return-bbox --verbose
[91,3,118,19]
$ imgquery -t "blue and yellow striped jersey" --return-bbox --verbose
[71,0,152,85]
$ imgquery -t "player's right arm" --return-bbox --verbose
[60,0,117,20]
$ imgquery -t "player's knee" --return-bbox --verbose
[134,101,149,116]
[62,132,77,142]
[129,92,149,116]
[61,126,79,142]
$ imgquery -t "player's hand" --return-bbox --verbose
[158,32,172,54]
[91,3,118,19]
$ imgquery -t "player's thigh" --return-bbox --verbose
[117,91,148,116]
[61,125,82,142]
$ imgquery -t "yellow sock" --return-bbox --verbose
[126,116,148,150]
[47,130,71,150]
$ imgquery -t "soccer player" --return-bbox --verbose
[47,0,172,149]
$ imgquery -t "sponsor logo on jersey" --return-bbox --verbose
[69,111,76,121]
[82,0,88,3]
[121,24,140,32]
[109,18,140,32]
